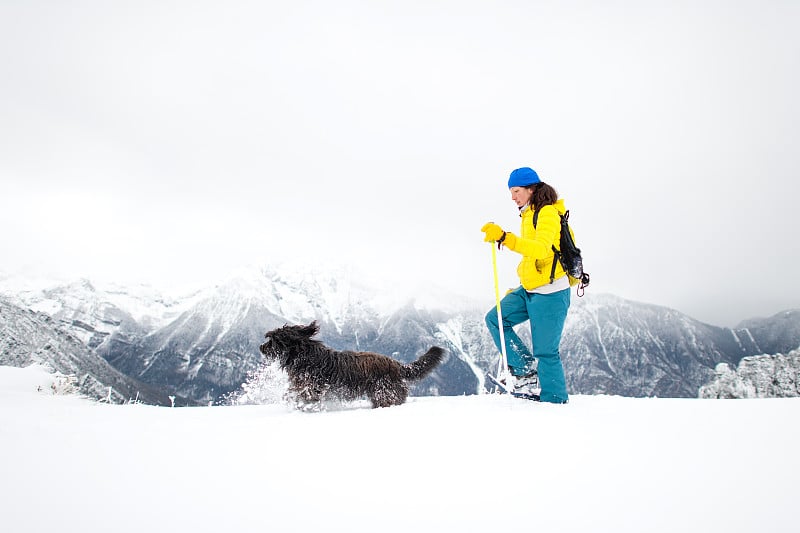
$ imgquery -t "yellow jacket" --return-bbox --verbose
[504,199,568,291]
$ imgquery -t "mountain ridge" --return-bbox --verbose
[2,266,798,404]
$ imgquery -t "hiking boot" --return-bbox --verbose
[514,371,540,394]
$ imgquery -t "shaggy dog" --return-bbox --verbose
[260,321,444,408]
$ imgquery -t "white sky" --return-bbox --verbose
[1,0,798,327]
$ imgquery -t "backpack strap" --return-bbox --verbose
[549,247,559,284]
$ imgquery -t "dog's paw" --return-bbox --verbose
[299,403,323,413]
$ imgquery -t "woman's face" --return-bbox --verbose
[510,186,532,208]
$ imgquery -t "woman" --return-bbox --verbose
[481,167,571,404]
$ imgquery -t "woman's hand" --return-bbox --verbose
[481,222,505,242]
[481,222,517,249]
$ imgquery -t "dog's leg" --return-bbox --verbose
[289,374,332,411]
[369,380,408,408]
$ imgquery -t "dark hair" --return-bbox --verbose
[528,182,558,209]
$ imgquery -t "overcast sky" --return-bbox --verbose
[1,0,798,327]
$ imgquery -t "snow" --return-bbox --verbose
[1,364,798,533]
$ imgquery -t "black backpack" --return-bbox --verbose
[533,207,590,297]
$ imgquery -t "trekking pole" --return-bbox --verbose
[491,242,511,388]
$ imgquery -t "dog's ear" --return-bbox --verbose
[299,321,320,338]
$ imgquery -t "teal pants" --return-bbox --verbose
[485,286,570,403]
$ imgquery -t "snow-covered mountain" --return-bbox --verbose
[560,294,781,397]
[2,265,799,404]
[0,276,192,348]
[0,296,180,405]
[96,265,480,402]
[734,310,800,355]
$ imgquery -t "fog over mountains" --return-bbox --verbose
[1,264,798,404]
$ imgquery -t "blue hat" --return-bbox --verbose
[508,167,540,188]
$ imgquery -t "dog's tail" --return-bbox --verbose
[402,346,445,381]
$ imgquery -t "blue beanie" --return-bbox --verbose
[508,167,540,188]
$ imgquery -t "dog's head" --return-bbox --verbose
[259,321,320,360]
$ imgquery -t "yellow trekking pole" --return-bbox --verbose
[491,242,511,384]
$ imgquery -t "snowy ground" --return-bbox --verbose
[1,365,797,533]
